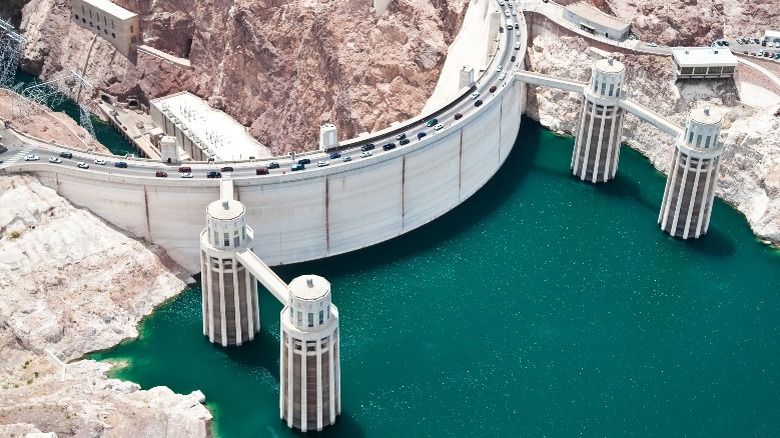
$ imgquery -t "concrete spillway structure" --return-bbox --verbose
[280,275,341,432]
[571,57,626,182]
[200,179,260,346]
[658,107,724,239]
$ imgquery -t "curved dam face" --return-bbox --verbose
[17,80,525,272]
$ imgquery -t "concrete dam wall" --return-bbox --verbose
[16,80,525,273]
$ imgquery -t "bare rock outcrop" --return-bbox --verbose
[524,22,780,244]
[0,174,212,436]
[19,0,470,154]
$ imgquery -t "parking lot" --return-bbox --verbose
[716,37,780,62]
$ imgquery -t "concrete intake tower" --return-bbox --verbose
[572,57,626,182]
[280,275,341,432]
[200,189,260,346]
[658,107,724,239]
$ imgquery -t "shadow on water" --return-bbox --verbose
[221,328,280,380]
[276,116,543,280]
[592,169,657,211]
[678,226,738,257]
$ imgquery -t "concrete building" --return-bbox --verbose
[764,30,780,43]
[658,107,724,239]
[459,65,475,89]
[563,2,630,41]
[70,0,140,58]
[670,47,737,80]
[200,189,260,346]
[571,57,626,183]
[280,275,341,432]
[319,124,338,151]
[150,92,271,162]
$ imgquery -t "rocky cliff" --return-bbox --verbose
[0,174,212,436]
[19,0,470,155]
[524,17,780,244]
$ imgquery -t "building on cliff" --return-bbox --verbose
[563,2,630,41]
[671,47,737,80]
[70,0,140,58]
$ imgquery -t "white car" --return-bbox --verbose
[342,156,352,162]
[24,154,40,161]
[498,73,506,81]
[48,157,61,163]
[180,172,193,178]
[504,10,510,17]
[497,65,503,72]
[648,42,658,47]
[775,42,780,48]
[434,124,444,131]
[317,160,329,167]
[94,158,107,165]
[512,10,517,16]
[360,151,373,158]
[77,162,89,169]
[470,92,480,100]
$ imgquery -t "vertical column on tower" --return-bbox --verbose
[658,107,724,239]
[280,275,341,432]
[571,57,627,183]
[200,197,260,346]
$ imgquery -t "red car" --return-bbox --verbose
[155,171,168,177]
[489,85,497,93]
[256,168,269,175]
[454,113,463,120]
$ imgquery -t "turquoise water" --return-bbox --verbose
[90,118,780,437]
[12,70,137,156]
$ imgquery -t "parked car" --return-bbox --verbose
[475,100,483,107]
[256,168,269,175]
[490,85,497,93]
[221,166,234,172]
[317,160,330,167]
[181,172,193,178]
[360,151,373,158]
[361,143,376,151]
[59,151,73,159]
[178,166,192,172]
[426,118,438,127]
[383,142,396,151]
[77,162,89,169]
[114,161,128,168]
[155,170,168,177]
[48,157,61,163]
[329,152,341,159]
[207,171,222,178]
[291,164,305,171]
[454,113,463,120]
[24,154,40,161]
[94,159,107,165]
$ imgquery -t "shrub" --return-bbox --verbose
[10,230,20,238]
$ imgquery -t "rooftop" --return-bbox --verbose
[82,0,137,21]
[289,275,331,301]
[690,107,721,126]
[565,2,630,31]
[206,199,245,221]
[671,47,738,67]
[151,92,271,161]
[594,57,625,74]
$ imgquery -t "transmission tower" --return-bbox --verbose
[0,17,26,89]
[19,70,97,138]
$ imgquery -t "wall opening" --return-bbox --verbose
[184,38,194,59]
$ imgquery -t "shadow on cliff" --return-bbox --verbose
[274,115,543,280]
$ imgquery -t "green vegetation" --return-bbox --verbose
[10,230,20,238]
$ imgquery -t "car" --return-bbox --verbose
[723,41,729,46]
[207,171,222,178]
[514,42,521,50]
[470,92,480,100]
[399,138,410,145]
[434,124,444,131]
[267,162,280,169]
[715,41,723,46]
[426,118,438,127]
[360,151,373,158]
[291,164,305,171]
[77,162,89,169]
[342,156,352,162]
[510,55,516,62]
[178,166,192,172]
[758,51,764,56]
[775,42,780,48]
[764,51,771,57]
[94,159,107,165]
[0,160,3,164]
[59,151,73,159]
[329,152,341,159]
[24,154,39,161]
[417,132,427,140]
[114,161,128,168]
[504,10,510,17]
[48,157,61,163]
[475,99,483,107]
[383,142,396,151]
[298,158,311,165]
[647,42,658,47]
[743,51,748,55]
[221,166,234,172]
[454,113,463,120]
[498,73,506,81]
[490,85,497,93]
[181,172,193,178]
[496,65,503,72]
[775,53,780,59]
[317,160,330,167]
[512,10,517,16]
[256,168,269,175]
[396,133,407,140]
[361,143,375,151]
[761,41,767,47]
[155,171,168,177]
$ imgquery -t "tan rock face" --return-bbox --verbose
[20,0,468,155]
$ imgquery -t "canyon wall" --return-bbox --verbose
[18,0,471,155]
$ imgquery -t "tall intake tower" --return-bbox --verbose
[280,275,341,432]
[659,107,724,239]
[200,197,260,346]
[572,57,626,182]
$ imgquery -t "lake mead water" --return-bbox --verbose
[91,118,780,437]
